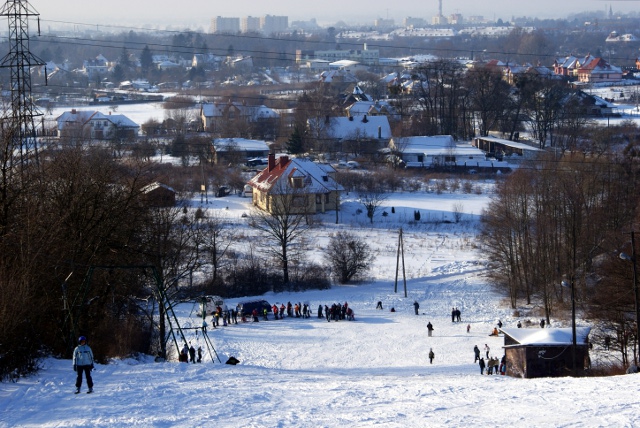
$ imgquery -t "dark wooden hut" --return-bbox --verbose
[501,327,591,378]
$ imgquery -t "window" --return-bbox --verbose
[290,177,304,188]
[316,194,321,204]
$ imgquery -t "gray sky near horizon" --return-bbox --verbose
[32,1,637,30]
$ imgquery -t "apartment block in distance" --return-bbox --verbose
[241,16,261,33]
[260,15,288,34]
[210,16,240,34]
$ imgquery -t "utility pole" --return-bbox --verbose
[394,228,407,297]
[0,0,46,170]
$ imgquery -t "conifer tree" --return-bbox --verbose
[286,127,304,155]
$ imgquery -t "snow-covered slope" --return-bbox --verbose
[1,191,639,427]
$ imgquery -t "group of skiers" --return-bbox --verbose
[477,355,506,375]
[209,301,357,323]
[320,302,355,321]
[179,343,203,364]
[473,344,506,375]
[206,305,238,328]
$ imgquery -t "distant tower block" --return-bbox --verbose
[0,0,46,168]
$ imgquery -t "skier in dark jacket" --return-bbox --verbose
[73,336,94,394]
[479,357,486,374]
[427,322,434,337]
[428,348,435,364]
[189,345,196,363]
[474,345,480,362]
[414,301,420,315]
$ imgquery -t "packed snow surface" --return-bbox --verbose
[2,183,640,428]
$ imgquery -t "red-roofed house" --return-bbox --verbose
[577,57,622,83]
[247,154,344,215]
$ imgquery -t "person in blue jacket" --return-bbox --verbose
[73,336,94,393]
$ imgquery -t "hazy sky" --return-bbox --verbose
[32,1,638,29]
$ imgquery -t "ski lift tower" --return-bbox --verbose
[0,0,46,170]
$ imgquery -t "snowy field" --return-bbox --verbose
[2,189,640,428]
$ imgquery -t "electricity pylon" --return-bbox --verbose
[0,0,46,169]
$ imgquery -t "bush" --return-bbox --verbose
[290,263,331,291]
[323,231,375,284]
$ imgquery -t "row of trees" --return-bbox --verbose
[481,152,640,365]
[394,60,592,149]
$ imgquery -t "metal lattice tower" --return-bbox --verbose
[0,0,45,168]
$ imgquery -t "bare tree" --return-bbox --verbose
[250,182,309,284]
[163,96,198,134]
[137,204,206,358]
[452,202,464,223]
[200,211,236,284]
[358,186,387,224]
[323,231,375,283]
[466,65,511,137]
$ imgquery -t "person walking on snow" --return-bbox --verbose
[428,348,435,364]
[180,344,189,362]
[73,336,94,394]
[474,345,481,362]
[427,322,434,337]
[414,301,420,315]
[189,345,196,363]
[484,344,490,359]
[479,357,486,375]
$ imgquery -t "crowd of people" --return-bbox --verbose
[204,301,356,326]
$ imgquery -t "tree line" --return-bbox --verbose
[0,137,382,379]
[481,150,640,367]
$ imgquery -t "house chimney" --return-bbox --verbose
[362,114,368,123]
[71,108,77,114]
[279,155,289,166]
[268,153,276,172]
[378,126,382,139]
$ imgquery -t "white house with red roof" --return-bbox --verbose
[247,154,344,215]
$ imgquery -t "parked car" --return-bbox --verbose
[243,184,253,198]
[246,158,268,167]
[216,186,230,197]
[236,300,271,317]
[199,295,225,316]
